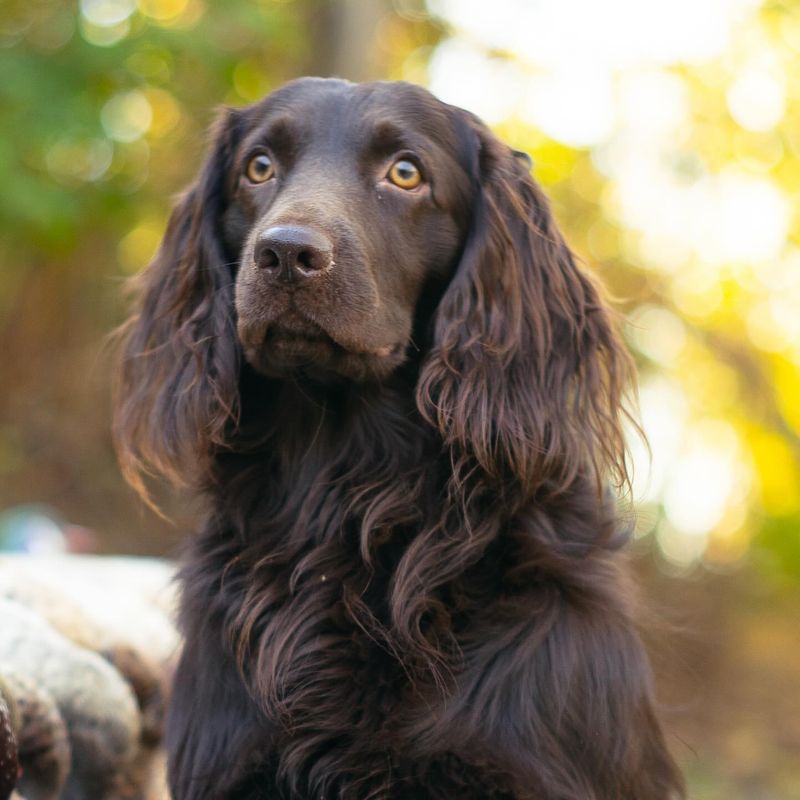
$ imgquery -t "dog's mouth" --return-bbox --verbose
[267,312,331,346]
[240,310,404,380]
[244,311,334,365]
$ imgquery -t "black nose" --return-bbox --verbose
[254,225,333,282]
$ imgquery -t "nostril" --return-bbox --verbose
[296,249,318,273]
[257,247,280,270]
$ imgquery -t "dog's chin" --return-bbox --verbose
[239,321,406,383]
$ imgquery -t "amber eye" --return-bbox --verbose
[387,158,422,190]
[245,153,274,183]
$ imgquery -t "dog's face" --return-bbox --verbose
[228,78,474,381]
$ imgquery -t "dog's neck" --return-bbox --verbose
[237,362,426,447]
[209,365,440,546]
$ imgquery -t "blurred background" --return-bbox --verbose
[0,0,798,796]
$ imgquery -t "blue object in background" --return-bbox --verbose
[0,506,69,553]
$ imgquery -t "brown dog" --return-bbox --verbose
[116,78,684,800]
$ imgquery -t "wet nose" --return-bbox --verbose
[254,225,334,282]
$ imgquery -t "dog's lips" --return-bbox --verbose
[268,311,329,342]
[325,329,402,358]
[287,311,401,358]
[240,309,401,363]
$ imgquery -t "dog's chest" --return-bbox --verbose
[220,551,516,798]
[221,535,409,724]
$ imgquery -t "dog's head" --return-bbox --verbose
[230,78,473,382]
[116,78,633,498]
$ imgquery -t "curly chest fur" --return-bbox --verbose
[183,516,516,799]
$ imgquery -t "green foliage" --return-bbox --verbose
[754,512,800,586]
[0,0,308,262]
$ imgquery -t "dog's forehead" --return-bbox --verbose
[244,78,463,154]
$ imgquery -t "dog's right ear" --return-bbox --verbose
[114,108,244,503]
[417,115,634,501]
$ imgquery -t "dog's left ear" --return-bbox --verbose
[417,119,634,499]
[114,108,244,502]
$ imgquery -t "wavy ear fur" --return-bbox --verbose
[417,119,635,501]
[114,109,243,500]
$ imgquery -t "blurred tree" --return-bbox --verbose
[307,0,388,80]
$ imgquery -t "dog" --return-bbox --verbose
[115,77,685,799]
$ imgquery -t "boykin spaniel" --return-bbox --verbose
[115,78,684,799]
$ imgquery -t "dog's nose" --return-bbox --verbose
[254,225,333,282]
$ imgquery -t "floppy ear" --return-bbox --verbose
[417,121,635,500]
[114,109,244,500]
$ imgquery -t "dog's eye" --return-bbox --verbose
[387,159,422,190]
[246,153,275,183]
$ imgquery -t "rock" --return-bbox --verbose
[0,600,140,800]
[0,556,179,748]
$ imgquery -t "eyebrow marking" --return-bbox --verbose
[261,115,297,150]
[240,114,300,170]
[371,120,411,152]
